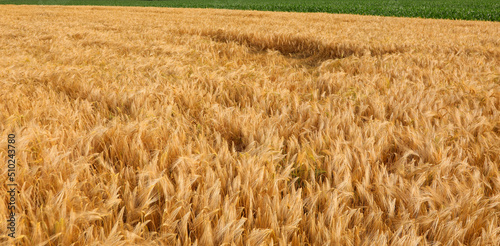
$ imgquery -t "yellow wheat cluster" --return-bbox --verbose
[0,5,499,245]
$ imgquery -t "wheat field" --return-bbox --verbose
[0,5,499,245]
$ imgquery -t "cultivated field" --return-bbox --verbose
[2,0,499,21]
[0,5,499,245]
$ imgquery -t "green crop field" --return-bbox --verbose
[1,0,498,21]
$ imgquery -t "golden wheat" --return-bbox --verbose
[0,5,499,245]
